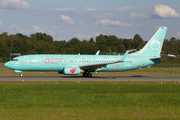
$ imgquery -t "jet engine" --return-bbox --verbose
[63,67,81,75]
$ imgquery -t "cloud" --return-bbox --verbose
[48,30,56,35]
[130,12,148,18]
[9,24,24,33]
[10,24,20,30]
[30,25,57,36]
[80,21,84,25]
[100,13,114,18]
[115,7,133,12]
[0,0,29,9]
[56,8,76,11]
[176,31,180,37]
[93,13,114,19]
[60,15,74,24]
[55,35,65,41]
[85,7,96,12]
[53,26,60,29]
[96,19,132,27]
[152,4,180,18]
[0,21,2,25]
[104,13,114,17]
[31,25,44,33]
[95,32,101,36]
[75,34,91,39]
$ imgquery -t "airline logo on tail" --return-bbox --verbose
[139,26,167,58]
[150,40,160,50]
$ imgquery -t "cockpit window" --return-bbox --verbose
[11,59,18,61]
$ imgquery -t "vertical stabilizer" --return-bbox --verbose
[139,26,167,58]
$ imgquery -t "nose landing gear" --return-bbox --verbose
[83,72,92,77]
[20,73,24,77]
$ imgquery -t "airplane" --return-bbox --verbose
[4,26,167,77]
[167,54,176,57]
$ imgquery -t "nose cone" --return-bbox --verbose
[4,61,12,69]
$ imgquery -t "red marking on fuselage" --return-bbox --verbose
[70,68,76,74]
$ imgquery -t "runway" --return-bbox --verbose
[0,74,180,82]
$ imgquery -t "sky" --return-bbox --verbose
[0,0,180,41]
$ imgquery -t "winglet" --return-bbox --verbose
[119,50,129,62]
[150,56,170,61]
[95,50,100,55]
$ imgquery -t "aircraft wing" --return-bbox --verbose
[79,61,121,70]
[79,63,109,70]
[79,50,129,70]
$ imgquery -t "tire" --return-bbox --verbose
[88,73,92,77]
[20,74,23,77]
[83,72,88,77]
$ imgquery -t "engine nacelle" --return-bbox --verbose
[63,67,81,75]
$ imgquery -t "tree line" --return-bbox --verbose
[0,32,180,62]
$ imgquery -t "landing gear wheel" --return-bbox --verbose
[83,72,92,77]
[20,74,24,77]
[87,73,92,77]
[83,72,88,77]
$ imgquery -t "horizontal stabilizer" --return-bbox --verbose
[150,56,170,61]
[150,57,161,60]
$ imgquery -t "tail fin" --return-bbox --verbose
[139,26,167,58]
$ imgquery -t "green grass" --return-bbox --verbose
[0,81,180,120]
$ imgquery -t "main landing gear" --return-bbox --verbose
[83,72,92,77]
